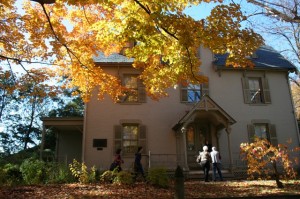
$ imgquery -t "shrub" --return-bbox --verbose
[69,159,98,184]
[0,163,23,186]
[20,158,46,185]
[147,167,169,188]
[45,162,75,184]
[69,159,89,184]
[113,171,133,185]
[100,170,115,183]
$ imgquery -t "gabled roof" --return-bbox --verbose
[214,46,297,71]
[172,95,236,131]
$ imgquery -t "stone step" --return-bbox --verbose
[184,170,235,180]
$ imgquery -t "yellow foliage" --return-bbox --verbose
[1,0,263,101]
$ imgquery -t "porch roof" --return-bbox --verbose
[172,95,236,131]
[41,117,84,133]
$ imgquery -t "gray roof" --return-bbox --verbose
[214,46,297,71]
[93,52,134,63]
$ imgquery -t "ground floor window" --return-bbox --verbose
[114,123,147,155]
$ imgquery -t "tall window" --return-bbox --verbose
[114,124,147,155]
[123,74,138,102]
[122,124,138,154]
[118,74,146,103]
[181,83,209,103]
[242,76,271,104]
[249,77,263,103]
[187,127,195,151]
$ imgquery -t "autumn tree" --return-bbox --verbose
[1,0,263,102]
[240,137,299,188]
[0,68,60,154]
[242,0,300,113]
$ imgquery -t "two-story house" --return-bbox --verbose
[42,45,300,173]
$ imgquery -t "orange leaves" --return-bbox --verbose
[1,0,263,101]
[240,137,298,181]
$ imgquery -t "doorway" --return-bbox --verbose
[186,122,210,170]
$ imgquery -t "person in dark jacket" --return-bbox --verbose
[134,146,145,181]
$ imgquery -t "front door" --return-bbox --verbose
[186,122,210,170]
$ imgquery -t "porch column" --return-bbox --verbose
[181,126,189,171]
[226,126,233,171]
[40,124,46,160]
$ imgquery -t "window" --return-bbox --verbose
[249,78,263,103]
[187,127,195,151]
[247,123,277,145]
[181,83,209,103]
[114,124,147,155]
[242,76,271,104]
[122,124,138,154]
[118,74,146,103]
[254,123,269,139]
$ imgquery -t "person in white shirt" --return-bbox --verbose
[210,146,223,181]
[196,146,211,182]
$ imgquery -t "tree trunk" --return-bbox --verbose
[272,160,284,188]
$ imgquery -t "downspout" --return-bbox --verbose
[82,102,88,162]
[226,126,233,171]
[40,123,46,160]
[287,73,300,145]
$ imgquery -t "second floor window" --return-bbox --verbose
[118,74,146,103]
[181,83,209,103]
[123,74,138,102]
[242,76,271,104]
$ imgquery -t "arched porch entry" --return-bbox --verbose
[172,95,236,171]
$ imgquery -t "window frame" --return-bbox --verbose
[180,82,209,103]
[114,123,147,156]
[242,75,271,104]
[247,122,277,146]
[118,73,146,104]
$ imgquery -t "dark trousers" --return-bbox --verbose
[212,163,223,181]
[202,161,210,182]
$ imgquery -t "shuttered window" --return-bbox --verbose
[247,123,277,146]
[181,82,209,103]
[242,77,271,104]
[118,74,146,103]
[114,124,147,155]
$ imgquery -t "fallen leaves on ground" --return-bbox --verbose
[1,180,300,199]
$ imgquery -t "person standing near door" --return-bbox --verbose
[210,146,223,181]
[196,145,211,182]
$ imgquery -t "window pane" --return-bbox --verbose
[182,84,201,102]
[123,75,138,102]
[254,124,268,139]
[249,78,263,103]
[187,127,195,151]
[122,124,138,154]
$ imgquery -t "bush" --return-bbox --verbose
[45,162,75,184]
[147,167,169,188]
[100,170,115,183]
[69,159,98,184]
[20,158,46,185]
[0,163,23,185]
[113,171,134,185]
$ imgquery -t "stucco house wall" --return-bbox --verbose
[81,46,299,171]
